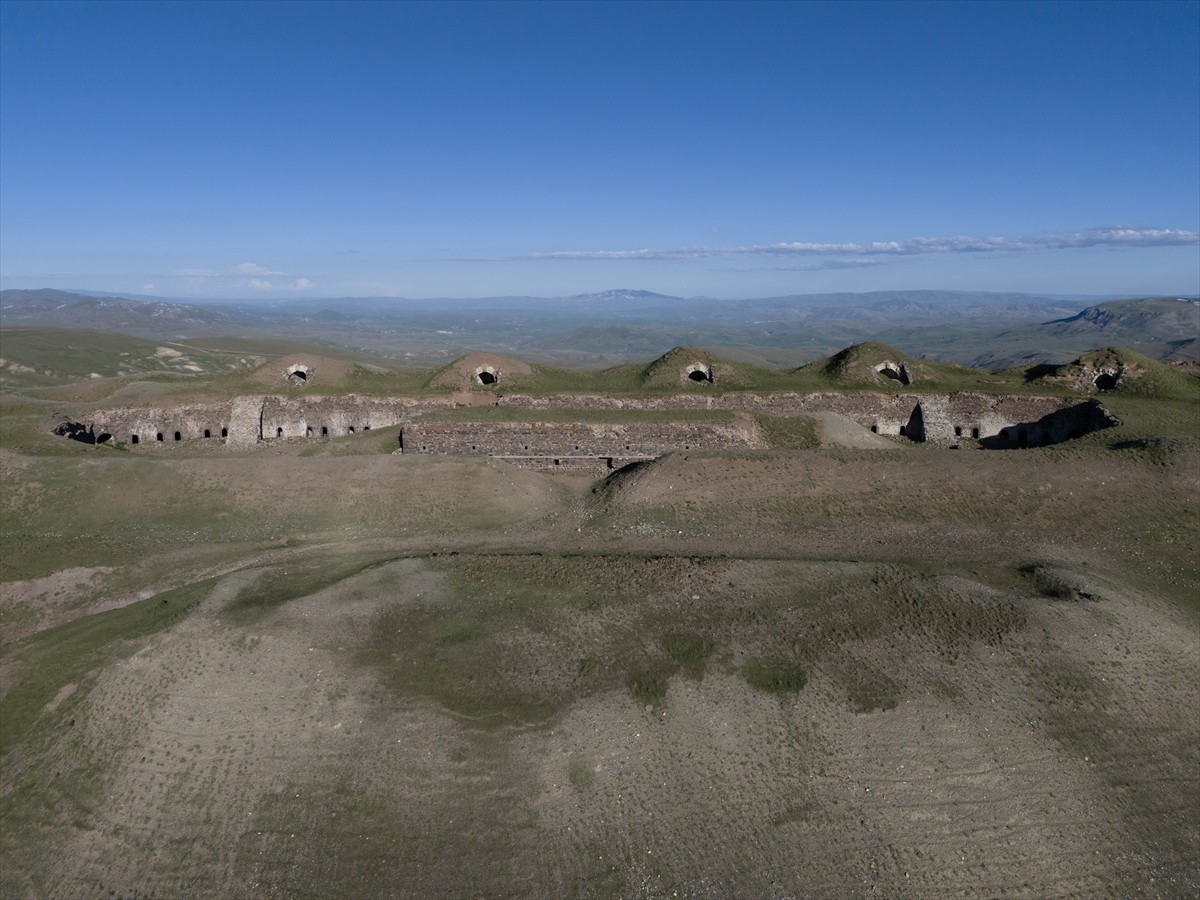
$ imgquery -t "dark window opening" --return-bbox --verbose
[348,426,355,434]
[131,434,139,444]
[971,427,980,439]
[276,427,284,437]
[306,426,313,436]
[553,458,560,466]
[687,369,711,382]
[321,426,328,436]
[1094,372,1118,391]
[899,425,906,436]
[97,433,112,444]
[870,424,879,433]
[363,425,370,431]
[156,433,164,442]
[904,404,926,443]
[477,370,498,385]
[204,429,211,438]
[173,431,181,441]
[954,426,963,437]
[221,427,228,437]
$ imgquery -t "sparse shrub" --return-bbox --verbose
[743,658,806,694]
[628,672,667,706]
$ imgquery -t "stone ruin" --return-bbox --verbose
[873,361,912,385]
[285,363,313,385]
[682,362,714,384]
[474,365,501,385]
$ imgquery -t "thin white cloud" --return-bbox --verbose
[292,278,313,290]
[235,262,287,276]
[248,278,272,290]
[142,283,155,290]
[174,267,221,277]
[525,227,1199,262]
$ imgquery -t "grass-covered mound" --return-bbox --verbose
[426,351,535,391]
[1023,346,1200,399]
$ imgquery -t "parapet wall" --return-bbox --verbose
[494,391,1108,446]
[401,418,763,459]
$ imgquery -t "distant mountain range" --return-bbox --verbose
[2,287,1196,368]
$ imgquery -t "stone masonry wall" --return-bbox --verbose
[86,390,1114,453]
[401,419,763,459]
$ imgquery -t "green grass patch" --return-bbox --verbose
[755,414,820,449]
[432,613,481,644]
[221,556,385,624]
[661,632,715,666]
[0,577,216,758]
[743,658,807,694]
[628,671,668,706]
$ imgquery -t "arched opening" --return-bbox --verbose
[687,369,709,382]
[904,404,926,443]
[285,364,312,385]
[348,426,355,434]
[204,429,211,438]
[156,433,164,442]
[321,426,328,436]
[1094,372,1118,391]
[173,431,181,441]
[363,425,370,431]
[954,426,963,437]
[276,427,284,438]
[221,427,228,438]
[898,425,906,437]
[971,427,980,439]
[97,433,112,444]
[684,363,713,384]
[876,362,912,385]
[870,424,878,433]
[131,434,139,444]
[475,366,500,385]
[306,426,313,437]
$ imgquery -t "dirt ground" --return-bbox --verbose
[1,440,1197,898]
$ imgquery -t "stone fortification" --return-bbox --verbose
[92,394,455,447]
[494,391,1111,447]
[401,418,763,467]
[80,389,1116,455]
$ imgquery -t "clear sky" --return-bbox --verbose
[1,0,1197,300]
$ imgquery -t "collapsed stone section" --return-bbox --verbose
[874,361,912,385]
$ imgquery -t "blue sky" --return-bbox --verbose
[1,0,1197,300]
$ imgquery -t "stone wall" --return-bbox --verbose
[494,391,1094,446]
[401,419,763,460]
[83,389,1115,454]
